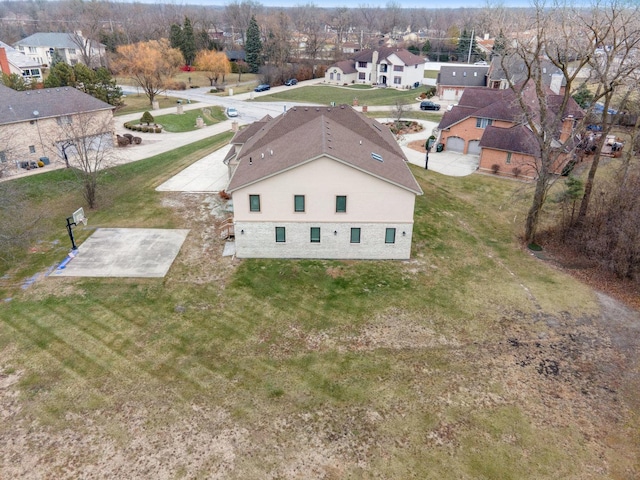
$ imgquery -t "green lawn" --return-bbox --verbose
[151,107,226,132]
[0,137,637,478]
[254,85,429,106]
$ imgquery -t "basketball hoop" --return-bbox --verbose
[66,208,88,250]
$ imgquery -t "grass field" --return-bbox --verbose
[253,85,429,106]
[0,137,638,477]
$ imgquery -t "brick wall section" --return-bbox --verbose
[440,118,511,154]
[235,221,414,259]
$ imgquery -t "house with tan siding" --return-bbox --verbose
[0,84,115,175]
[224,105,423,259]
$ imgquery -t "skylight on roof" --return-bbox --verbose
[371,152,383,162]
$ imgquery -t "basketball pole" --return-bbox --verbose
[66,216,78,250]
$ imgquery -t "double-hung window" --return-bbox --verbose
[294,195,305,212]
[310,227,320,243]
[275,227,286,243]
[350,228,361,244]
[336,195,347,213]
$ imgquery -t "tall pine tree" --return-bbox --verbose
[245,15,263,74]
[181,17,196,66]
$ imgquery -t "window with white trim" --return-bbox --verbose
[476,118,493,128]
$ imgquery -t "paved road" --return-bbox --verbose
[3,81,476,184]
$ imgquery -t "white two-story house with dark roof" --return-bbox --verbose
[0,41,43,82]
[325,48,425,89]
[225,105,423,259]
[14,32,105,68]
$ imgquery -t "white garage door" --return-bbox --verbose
[468,140,481,155]
[446,136,464,153]
[442,89,457,101]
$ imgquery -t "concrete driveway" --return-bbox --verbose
[156,145,231,192]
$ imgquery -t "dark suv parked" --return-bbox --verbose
[420,100,441,111]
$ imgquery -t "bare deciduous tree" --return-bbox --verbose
[53,113,118,209]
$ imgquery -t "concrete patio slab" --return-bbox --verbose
[53,228,190,278]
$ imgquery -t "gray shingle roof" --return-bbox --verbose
[0,41,41,69]
[227,105,422,195]
[352,47,425,67]
[437,66,488,88]
[14,32,81,50]
[0,84,113,125]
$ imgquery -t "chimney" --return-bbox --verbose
[0,48,11,75]
[371,50,379,83]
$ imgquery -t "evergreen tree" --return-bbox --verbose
[44,62,75,87]
[457,29,473,61]
[181,17,196,65]
[572,83,594,109]
[421,40,431,55]
[492,30,507,57]
[245,15,263,74]
[1,72,29,90]
[169,24,182,50]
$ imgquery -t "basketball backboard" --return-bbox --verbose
[72,207,87,226]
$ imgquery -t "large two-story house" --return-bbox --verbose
[437,82,583,178]
[0,84,115,174]
[14,32,106,68]
[0,41,42,83]
[224,105,423,259]
[325,47,425,89]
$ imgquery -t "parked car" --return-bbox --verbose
[420,100,441,111]
[474,60,488,65]
[254,84,270,92]
[226,107,238,117]
[284,78,298,86]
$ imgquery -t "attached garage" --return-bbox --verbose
[442,88,457,101]
[445,136,464,153]
[468,140,481,155]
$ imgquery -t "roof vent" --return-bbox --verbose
[261,152,264,159]
[270,149,273,155]
[249,157,253,165]
[371,152,383,162]
[359,140,362,145]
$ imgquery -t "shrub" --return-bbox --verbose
[142,126,149,133]
[512,167,522,178]
[209,88,217,93]
[491,164,500,174]
[37,161,44,168]
[140,111,154,125]
[155,127,162,133]
[219,190,231,200]
[133,137,142,144]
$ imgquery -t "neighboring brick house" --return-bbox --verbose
[325,47,425,89]
[437,83,583,178]
[436,65,488,101]
[0,41,42,83]
[0,84,115,174]
[225,105,423,259]
[14,32,106,68]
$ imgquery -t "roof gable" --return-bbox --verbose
[227,105,422,195]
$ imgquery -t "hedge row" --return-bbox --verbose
[123,122,163,133]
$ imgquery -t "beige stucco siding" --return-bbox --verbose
[233,156,416,223]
